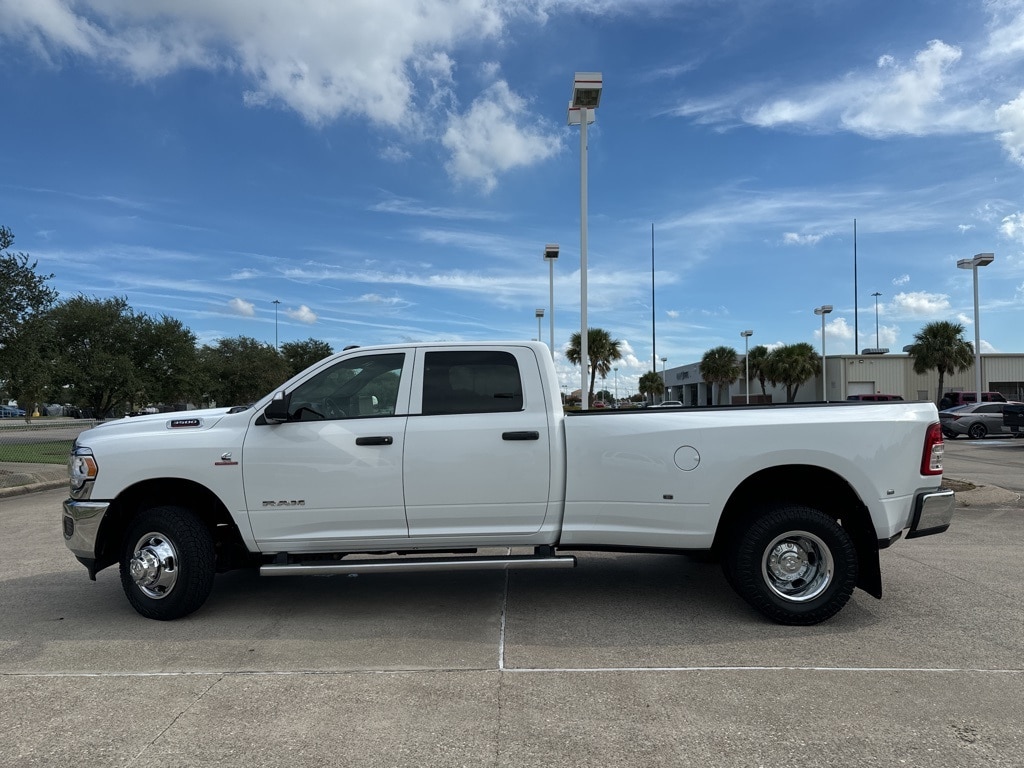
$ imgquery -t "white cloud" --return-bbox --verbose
[958,224,975,233]
[995,91,1024,166]
[892,274,911,286]
[980,339,997,353]
[782,232,824,246]
[891,291,951,316]
[286,304,318,324]
[229,268,261,280]
[981,0,1024,60]
[748,40,985,138]
[441,80,562,191]
[957,312,974,325]
[823,316,853,341]
[665,310,680,319]
[228,297,255,316]
[999,211,1024,242]
[0,0,508,126]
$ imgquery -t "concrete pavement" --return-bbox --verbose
[2,487,1022,767]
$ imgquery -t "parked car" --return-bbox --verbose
[846,394,904,401]
[938,391,1007,410]
[652,400,683,408]
[0,404,26,418]
[939,401,1024,439]
[1004,403,1024,435]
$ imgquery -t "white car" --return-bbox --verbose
[652,400,682,408]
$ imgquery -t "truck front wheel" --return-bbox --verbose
[726,504,857,625]
[119,506,216,621]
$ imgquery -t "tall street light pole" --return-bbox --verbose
[272,299,281,351]
[740,330,753,404]
[568,72,602,410]
[535,308,545,343]
[957,253,994,399]
[814,305,833,402]
[543,244,559,360]
[871,291,882,350]
[613,367,618,404]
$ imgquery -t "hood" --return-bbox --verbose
[81,406,244,439]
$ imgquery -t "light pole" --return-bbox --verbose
[660,356,668,403]
[543,244,559,360]
[613,366,618,405]
[568,72,602,410]
[535,308,545,343]
[871,292,882,350]
[814,305,833,402]
[272,299,281,350]
[957,253,994,399]
[740,330,753,404]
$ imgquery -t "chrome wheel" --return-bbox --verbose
[129,532,179,599]
[761,530,834,602]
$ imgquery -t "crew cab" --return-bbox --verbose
[63,341,954,625]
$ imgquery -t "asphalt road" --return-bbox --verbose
[942,435,1024,493]
[1,487,1022,767]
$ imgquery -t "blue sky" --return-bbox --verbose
[2,0,1023,396]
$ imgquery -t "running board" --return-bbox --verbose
[260,554,577,577]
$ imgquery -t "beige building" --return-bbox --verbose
[664,353,1024,405]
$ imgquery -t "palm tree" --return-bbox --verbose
[763,342,819,403]
[699,345,742,405]
[638,370,664,404]
[747,344,771,398]
[566,328,623,406]
[905,321,974,407]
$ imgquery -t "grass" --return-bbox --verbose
[0,441,73,465]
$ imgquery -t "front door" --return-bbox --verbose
[242,351,411,549]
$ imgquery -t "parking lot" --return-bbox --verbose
[2,468,1022,768]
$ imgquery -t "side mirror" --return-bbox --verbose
[264,391,291,423]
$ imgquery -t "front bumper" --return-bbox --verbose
[905,489,955,539]
[62,499,109,561]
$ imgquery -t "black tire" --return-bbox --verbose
[724,504,857,625]
[967,422,987,439]
[119,505,216,621]
[941,429,957,440]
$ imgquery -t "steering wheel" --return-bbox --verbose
[323,397,347,419]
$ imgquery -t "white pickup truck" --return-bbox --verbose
[63,341,954,625]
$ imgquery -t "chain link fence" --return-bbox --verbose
[0,419,98,465]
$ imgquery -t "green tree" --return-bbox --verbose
[0,226,58,341]
[764,342,819,403]
[638,370,664,403]
[198,336,290,406]
[565,328,623,406]
[0,226,59,418]
[700,345,742,405]
[48,296,198,417]
[280,338,335,378]
[905,320,974,407]
[747,344,771,397]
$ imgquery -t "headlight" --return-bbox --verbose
[69,446,98,499]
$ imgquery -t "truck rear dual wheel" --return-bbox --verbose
[726,504,857,625]
[119,506,216,621]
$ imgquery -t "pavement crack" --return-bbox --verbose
[123,673,225,767]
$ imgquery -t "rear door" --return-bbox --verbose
[402,346,553,537]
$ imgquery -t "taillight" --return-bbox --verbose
[921,422,944,476]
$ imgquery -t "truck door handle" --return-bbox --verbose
[502,431,539,441]
[355,436,394,446]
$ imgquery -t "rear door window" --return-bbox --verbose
[421,351,524,415]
